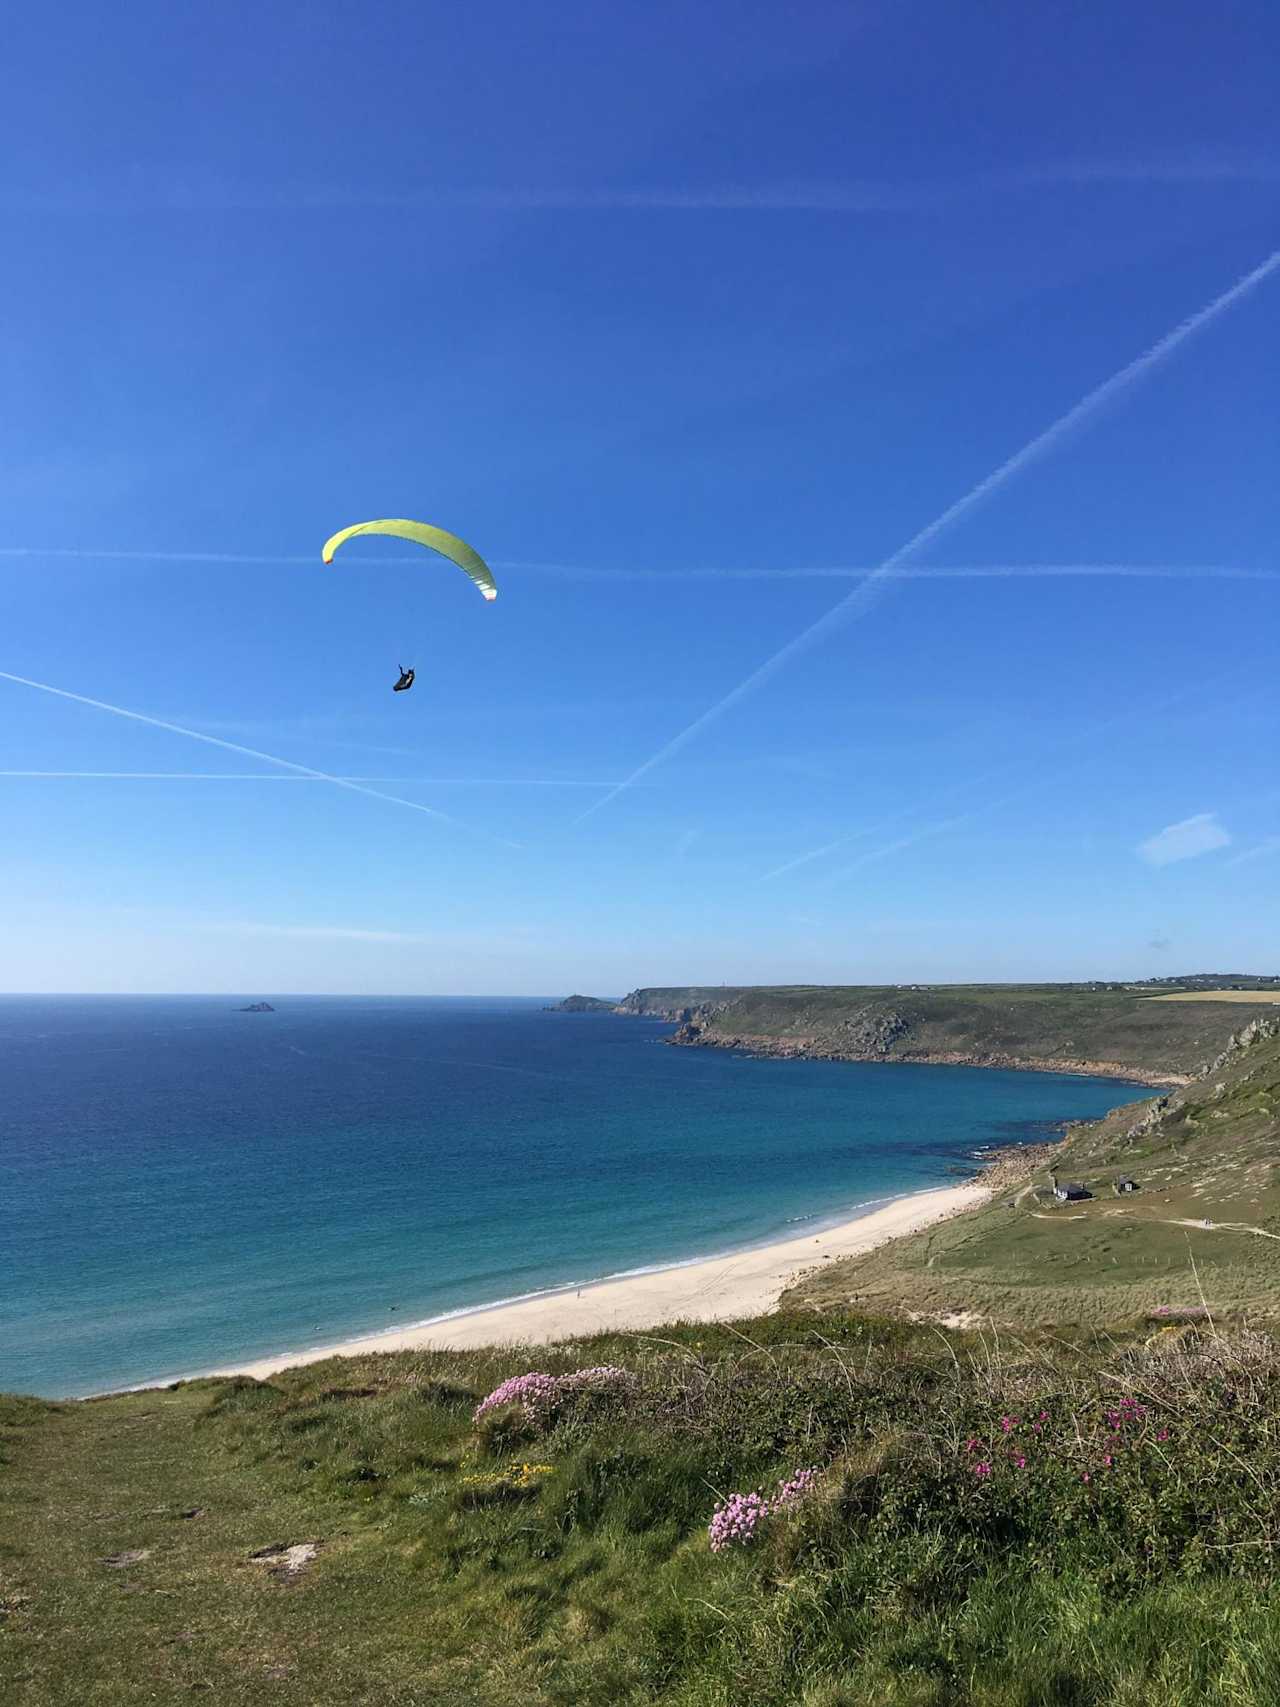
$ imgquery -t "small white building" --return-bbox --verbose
[1050,1174,1090,1202]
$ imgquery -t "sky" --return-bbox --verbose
[1,0,1277,994]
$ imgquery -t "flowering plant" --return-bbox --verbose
[473,1365,637,1428]
[556,1365,636,1397]
[708,1466,821,1551]
[461,1462,555,1491]
[473,1373,560,1424]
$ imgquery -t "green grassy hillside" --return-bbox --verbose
[5,1313,1280,1706]
[619,982,1280,1082]
[786,1017,1280,1327]
[8,993,1279,1703]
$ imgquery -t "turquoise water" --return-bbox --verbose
[0,997,1143,1397]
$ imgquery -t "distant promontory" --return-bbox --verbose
[612,978,1280,1085]
[543,994,620,1013]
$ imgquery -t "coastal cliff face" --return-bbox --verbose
[613,987,745,1021]
[783,1013,1280,1327]
[616,982,1280,1085]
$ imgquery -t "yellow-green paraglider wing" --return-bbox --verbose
[321,519,498,601]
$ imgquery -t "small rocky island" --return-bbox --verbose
[238,1001,275,1013]
[542,994,619,1013]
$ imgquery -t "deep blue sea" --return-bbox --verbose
[0,997,1143,1398]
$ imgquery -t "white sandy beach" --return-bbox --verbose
[216,1182,988,1383]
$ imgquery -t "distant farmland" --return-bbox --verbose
[1146,990,1280,1003]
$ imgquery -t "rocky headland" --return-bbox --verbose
[614,981,1280,1086]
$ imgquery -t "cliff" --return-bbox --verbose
[783,1013,1280,1327]
[615,981,1280,1085]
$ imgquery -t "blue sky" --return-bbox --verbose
[2,0,1277,994]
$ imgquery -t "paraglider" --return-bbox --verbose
[320,519,498,602]
[322,519,496,697]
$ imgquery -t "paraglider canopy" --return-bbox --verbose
[321,519,498,602]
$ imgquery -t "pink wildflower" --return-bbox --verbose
[708,1490,770,1552]
[556,1365,636,1399]
[1013,1454,1026,1469]
[772,1467,821,1511]
[473,1372,559,1424]
[708,1467,820,1550]
[973,1462,992,1478]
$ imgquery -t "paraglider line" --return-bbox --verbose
[0,671,521,848]
[573,245,1280,826]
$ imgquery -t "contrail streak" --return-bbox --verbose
[0,770,631,787]
[573,246,1280,826]
[1225,836,1280,869]
[821,673,1237,886]
[758,746,1034,882]
[8,152,1278,215]
[0,671,519,846]
[7,546,1278,583]
[0,771,448,782]
[0,547,317,565]
[506,560,1280,583]
[0,546,432,567]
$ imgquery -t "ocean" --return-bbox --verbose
[0,996,1142,1398]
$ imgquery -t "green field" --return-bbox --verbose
[7,989,1278,1702]
[786,1017,1280,1326]
[5,1312,1280,1706]
[620,981,1280,1081]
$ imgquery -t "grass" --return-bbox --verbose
[7,994,1278,1702]
[4,1313,1280,1704]
[1148,991,1280,1004]
[786,1018,1280,1327]
[624,982,1280,1080]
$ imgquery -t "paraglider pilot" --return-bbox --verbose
[393,666,415,693]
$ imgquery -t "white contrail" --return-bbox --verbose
[759,825,879,884]
[8,542,1280,583]
[819,674,1237,886]
[758,746,1034,882]
[0,546,316,565]
[0,671,519,846]
[1225,836,1280,869]
[0,770,632,787]
[8,153,1278,215]
[506,560,1280,583]
[0,771,443,782]
[573,246,1280,826]
[7,545,1278,583]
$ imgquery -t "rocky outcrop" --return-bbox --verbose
[666,1024,1175,1086]
[1206,1014,1280,1076]
[617,982,1267,1084]
[615,988,740,1020]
